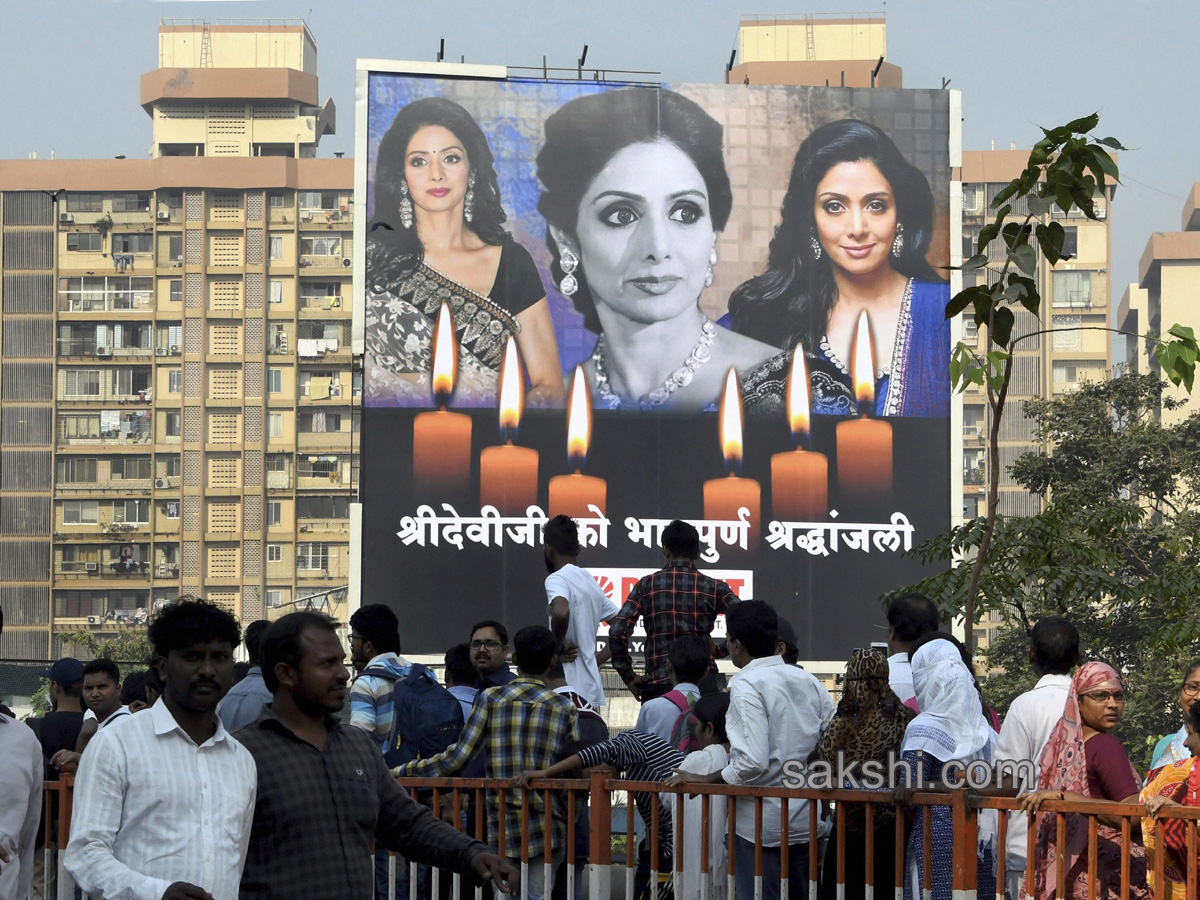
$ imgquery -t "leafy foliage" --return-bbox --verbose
[892,374,1200,769]
[59,629,154,665]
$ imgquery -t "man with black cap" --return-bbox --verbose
[775,617,800,666]
[39,658,87,773]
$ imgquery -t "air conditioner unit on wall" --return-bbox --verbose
[157,211,170,221]
[60,212,74,224]
[96,347,113,357]
[341,258,352,268]
[155,347,168,357]
[85,562,99,572]
[155,478,166,488]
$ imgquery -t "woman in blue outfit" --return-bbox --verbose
[736,119,950,418]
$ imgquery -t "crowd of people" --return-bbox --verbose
[1,516,1198,900]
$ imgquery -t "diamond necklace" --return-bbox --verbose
[592,319,717,409]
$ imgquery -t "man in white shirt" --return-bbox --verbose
[633,635,709,744]
[51,658,133,773]
[995,616,1078,900]
[544,515,621,709]
[66,599,257,900]
[0,606,43,900]
[669,600,834,900]
[884,592,940,707]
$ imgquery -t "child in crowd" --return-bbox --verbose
[670,692,731,900]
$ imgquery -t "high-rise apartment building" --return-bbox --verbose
[0,21,354,659]
[1118,184,1200,425]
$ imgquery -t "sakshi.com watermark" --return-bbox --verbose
[781,751,1037,791]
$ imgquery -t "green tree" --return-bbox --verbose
[896,374,1200,768]
[60,629,154,667]
[944,115,1199,653]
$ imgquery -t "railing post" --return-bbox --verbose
[951,790,978,900]
[588,769,612,900]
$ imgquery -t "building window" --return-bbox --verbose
[267,502,282,527]
[167,369,182,394]
[962,184,982,213]
[268,192,287,208]
[162,501,180,519]
[163,455,181,477]
[1062,226,1078,259]
[266,589,284,608]
[114,499,150,524]
[268,236,284,260]
[297,496,350,519]
[268,368,284,394]
[168,235,183,261]
[1052,270,1091,308]
[296,542,329,571]
[267,544,282,563]
[299,191,340,210]
[66,193,103,212]
[63,370,101,397]
[268,413,283,438]
[164,325,182,349]
[164,411,181,437]
[300,236,341,257]
[1052,315,1083,351]
[269,279,283,304]
[298,412,341,433]
[64,500,99,525]
[113,457,152,480]
[169,279,183,303]
[112,193,151,212]
[57,457,98,483]
[111,233,153,254]
[67,233,103,252]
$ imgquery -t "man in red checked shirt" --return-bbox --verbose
[607,520,740,703]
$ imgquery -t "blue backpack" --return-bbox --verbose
[363,662,465,769]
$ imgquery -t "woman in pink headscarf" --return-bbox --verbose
[1016,661,1148,900]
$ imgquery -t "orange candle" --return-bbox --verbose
[548,367,607,518]
[413,302,472,486]
[835,310,893,502]
[771,346,828,521]
[479,337,539,514]
[703,369,761,544]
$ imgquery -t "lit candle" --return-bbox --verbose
[703,368,761,544]
[770,347,829,521]
[412,303,472,488]
[835,311,893,503]
[548,366,607,518]
[479,337,539,514]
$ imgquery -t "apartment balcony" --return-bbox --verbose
[963,467,985,486]
[59,291,154,314]
[58,339,153,360]
[58,430,152,448]
[298,208,352,229]
[296,517,350,536]
[267,470,293,491]
[298,294,346,316]
[55,477,152,493]
[298,254,351,274]
[297,431,353,452]
[56,560,153,579]
[962,425,985,445]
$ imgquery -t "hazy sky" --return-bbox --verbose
[2,0,1196,308]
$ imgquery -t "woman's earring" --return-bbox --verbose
[399,182,413,230]
[464,172,476,224]
[809,235,823,261]
[705,245,717,288]
[892,222,905,258]
[559,247,579,297]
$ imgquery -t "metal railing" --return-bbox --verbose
[37,773,1200,900]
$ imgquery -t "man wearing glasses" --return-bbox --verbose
[470,620,516,691]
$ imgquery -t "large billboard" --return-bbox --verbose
[354,63,956,659]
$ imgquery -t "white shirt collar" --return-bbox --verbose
[149,696,230,747]
[1033,673,1073,689]
[741,655,784,672]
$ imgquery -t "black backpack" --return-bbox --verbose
[362,662,465,769]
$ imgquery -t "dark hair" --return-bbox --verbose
[729,119,942,351]
[544,515,582,557]
[83,658,120,687]
[662,519,701,560]
[148,598,241,660]
[232,661,252,684]
[886,592,940,644]
[349,604,401,656]
[1030,616,1080,675]
[444,643,477,687]
[911,632,992,721]
[1189,695,1200,733]
[260,612,338,693]
[120,670,148,706]
[668,635,712,685]
[537,88,733,334]
[370,96,508,274]
[513,625,557,676]
[1183,660,1200,692]
[243,620,270,666]
[693,692,731,744]
[145,665,163,697]
[725,600,779,659]
[470,619,509,646]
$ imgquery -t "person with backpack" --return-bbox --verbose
[350,603,450,900]
[634,635,710,746]
[670,693,732,900]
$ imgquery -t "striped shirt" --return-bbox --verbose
[65,700,257,900]
[576,730,683,864]
[400,676,578,860]
[349,652,422,751]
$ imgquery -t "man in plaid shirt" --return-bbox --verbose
[608,520,740,703]
[398,626,578,900]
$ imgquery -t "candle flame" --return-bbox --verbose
[566,365,591,466]
[431,302,458,404]
[849,310,875,410]
[497,336,525,436]
[786,345,811,443]
[718,367,743,470]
